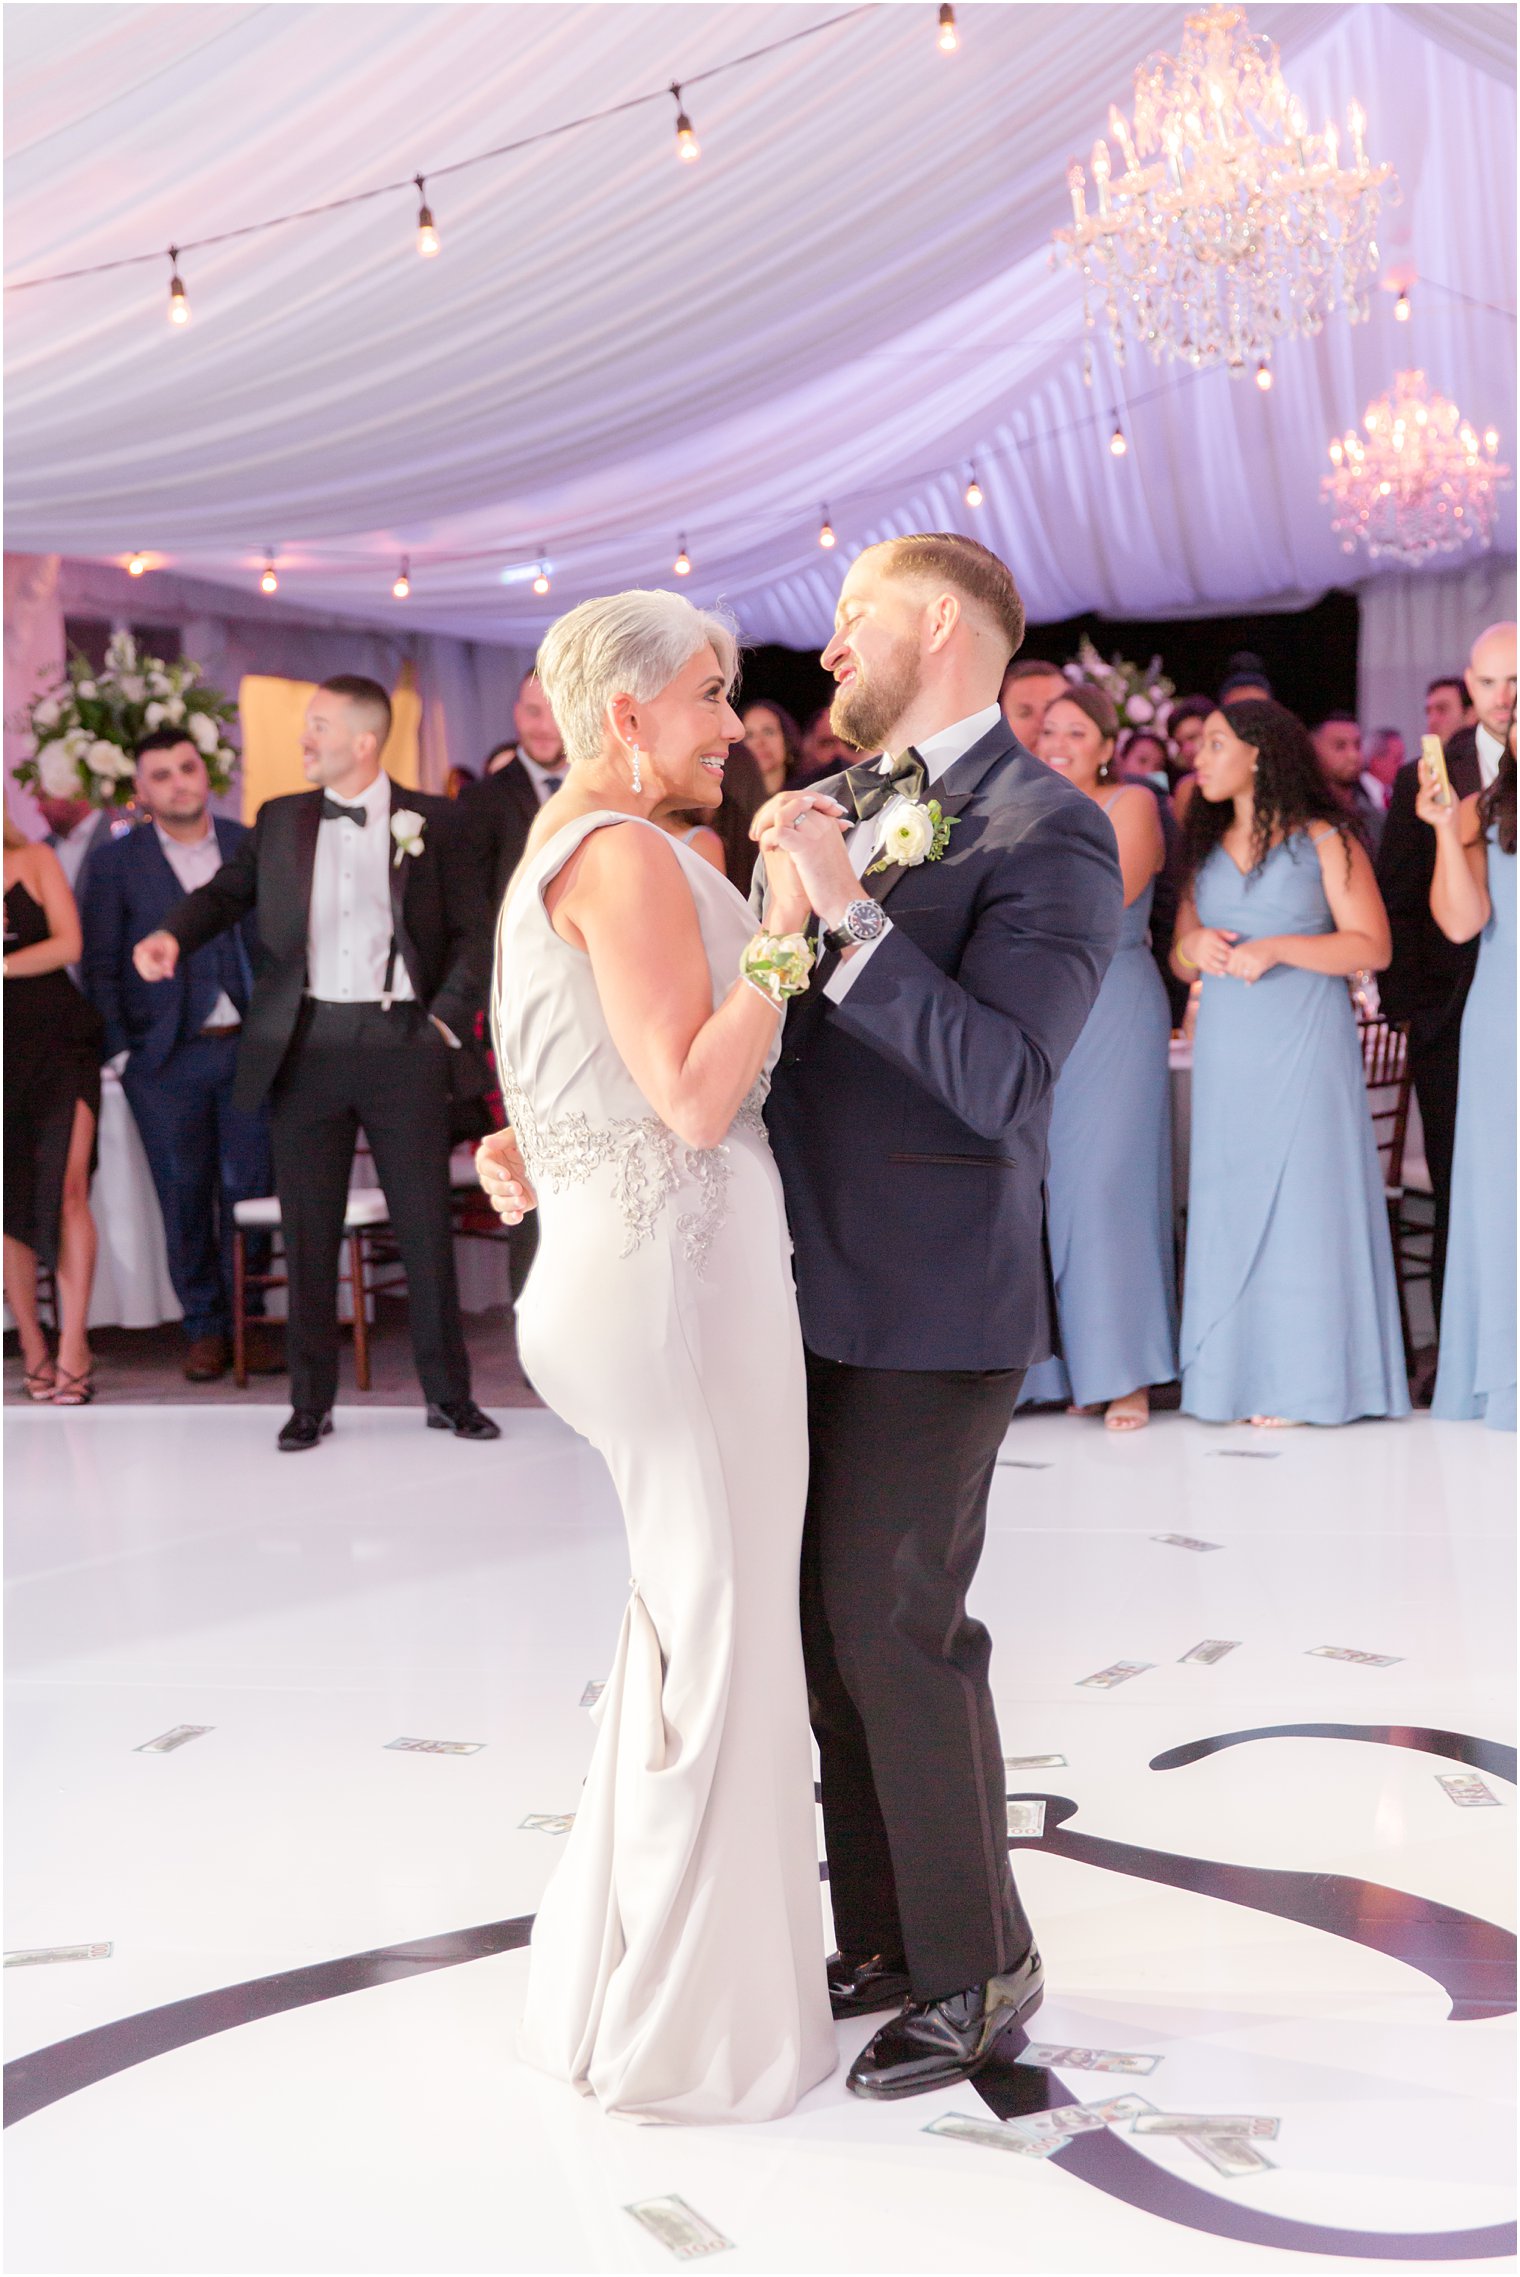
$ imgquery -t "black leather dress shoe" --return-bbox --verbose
[827,1950,913,2021]
[277,1409,332,1453]
[846,1946,1044,2101]
[425,1399,501,1441]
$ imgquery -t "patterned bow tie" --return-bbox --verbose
[320,795,366,826]
[841,747,928,822]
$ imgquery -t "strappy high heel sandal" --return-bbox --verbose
[51,1365,95,1407]
[22,1357,57,1401]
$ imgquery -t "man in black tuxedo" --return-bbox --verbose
[456,672,568,1299]
[133,675,499,1451]
[458,671,568,912]
[754,534,1123,2100]
[1377,623,1517,1318]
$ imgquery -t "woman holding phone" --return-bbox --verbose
[1419,717,1517,1431]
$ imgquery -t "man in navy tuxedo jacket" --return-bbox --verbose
[754,534,1123,2102]
[81,731,275,1380]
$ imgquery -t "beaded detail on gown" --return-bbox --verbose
[491,810,835,2123]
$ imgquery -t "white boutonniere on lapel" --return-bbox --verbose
[390,809,425,869]
[865,797,957,878]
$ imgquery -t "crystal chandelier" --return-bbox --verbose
[1322,370,1512,565]
[1052,4,1395,379]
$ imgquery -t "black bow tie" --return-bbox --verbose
[320,795,366,826]
[840,748,928,822]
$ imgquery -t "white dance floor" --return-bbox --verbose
[5,1403,1514,2273]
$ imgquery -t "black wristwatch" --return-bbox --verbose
[822,898,889,952]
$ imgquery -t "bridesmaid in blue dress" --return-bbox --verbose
[1175,701,1409,1428]
[1020,683,1177,1429]
[1421,729,1516,1431]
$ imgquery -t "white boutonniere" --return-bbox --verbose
[865,797,957,877]
[390,809,425,868]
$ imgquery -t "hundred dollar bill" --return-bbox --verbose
[1014,2094,1156,2144]
[135,1724,214,1753]
[997,1458,1052,1470]
[5,1942,112,1967]
[1153,1533,1222,1552]
[1006,1753,1067,1771]
[925,2112,1060,2157]
[579,1680,605,1708]
[1131,2112,1279,2139]
[1019,2044,1160,2076]
[1007,1800,1047,1839]
[1078,1661,1154,1689]
[624,2196,733,2259]
[384,1736,485,1754]
[1178,2131,1275,2176]
[1307,1646,1403,1667]
[1438,1772,1500,1807]
[1207,1449,1279,1460]
[1180,1640,1240,1665]
[519,1813,574,1835]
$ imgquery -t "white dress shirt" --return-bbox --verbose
[306,771,415,1005]
[1476,722,1505,790]
[154,820,240,1027]
[516,750,569,805]
[823,703,1004,1003]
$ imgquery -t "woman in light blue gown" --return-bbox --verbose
[1421,730,1516,1432]
[1020,684,1177,1429]
[1175,701,1409,1428]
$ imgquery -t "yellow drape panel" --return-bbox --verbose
[237,667,421,823]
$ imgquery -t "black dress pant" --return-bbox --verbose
[270,1001,471,1415]
[1407,1012,1462,1317]
[801,1350,1032,2004]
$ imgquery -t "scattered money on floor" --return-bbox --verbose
[1078,1661,1154,1688]
[624,2196,733,2259]
[1438,1772,1501,1806]
[579,1680,605,1707]
[1176,2132,1276,2176]
[4,1942,112,1967]
[384,1737,485,1754]
[1153,1533,1222,1551]
[1307,1646,1403,1667]
[1130,2112,1279,2139]
[1019,2045,1161,2076]
[1006,1800,1047,1838]
[134,1725,214,1753]
[519,1813,575,1834]
[1180,1640,1240,1664]
[1005,1753,1068,1771]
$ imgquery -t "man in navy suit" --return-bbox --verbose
[754,533,1123,2101]
[81,730,276,1381]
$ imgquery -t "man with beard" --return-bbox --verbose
[750,533,1123,2099]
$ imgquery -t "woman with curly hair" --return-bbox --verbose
[1419,717,1516,1431]
[1174,701,1408,1428]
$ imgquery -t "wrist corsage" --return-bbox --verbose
[740,930,814,1012]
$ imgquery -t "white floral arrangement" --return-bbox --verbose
[1065,636,1175,731]
[13,630,239,809]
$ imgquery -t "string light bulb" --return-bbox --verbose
[414,177,440,258]
[259,553,278,595]
[963,467,984,508]
[672,85,700,164]
[1255,361,1274,392]
[1108,419,1128,458]
[673,537,692,576]
[532,559,551,596]
[1394,286,1412,323]
[818,507,837,549]
[937,5,959,52]
[126,551,148,577]
[392,557,411,600]
[166,248,189,326]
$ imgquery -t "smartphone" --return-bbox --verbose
[1420,733,1453,808]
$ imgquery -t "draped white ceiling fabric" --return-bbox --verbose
[4,1,1515,647]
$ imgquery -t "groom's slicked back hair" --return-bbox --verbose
[876,533,1025,665]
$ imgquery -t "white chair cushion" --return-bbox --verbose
[234,1190,391,1231]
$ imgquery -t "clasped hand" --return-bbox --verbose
[749,790,855,931]
[1185,926,1279,984]
[477,1128,536,1223]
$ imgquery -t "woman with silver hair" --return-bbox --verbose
[477,588,836,2121]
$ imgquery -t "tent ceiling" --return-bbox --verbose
[5,1,1515,644]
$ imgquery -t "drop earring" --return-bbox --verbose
[629,743,643,795]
